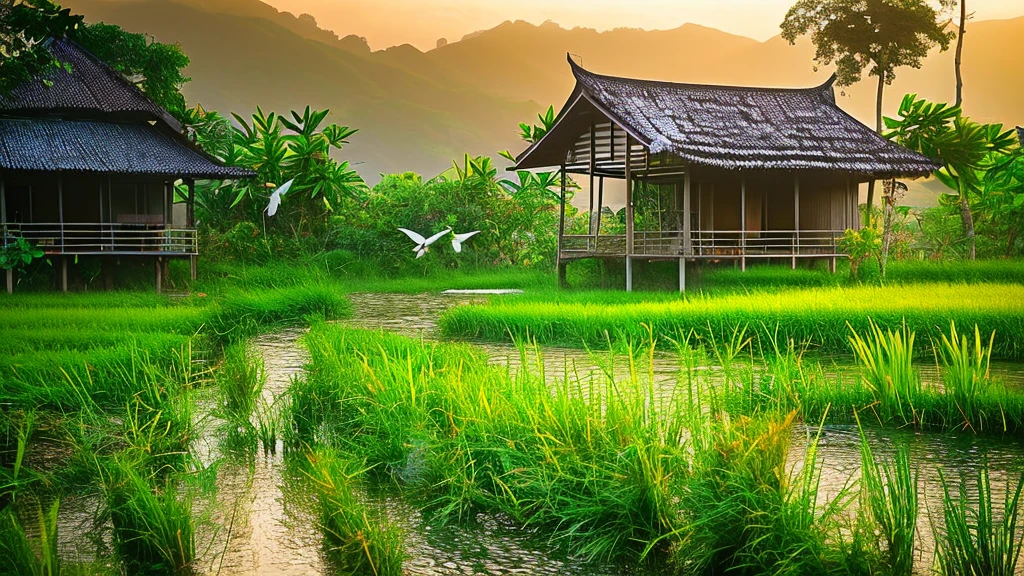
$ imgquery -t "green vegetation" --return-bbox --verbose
[937,464,1024,576]
[440,282,1024,360]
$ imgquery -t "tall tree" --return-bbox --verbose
[0,0,82,95]
[942,1,969,107]
[781,0,953,218]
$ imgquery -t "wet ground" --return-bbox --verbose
[194,292,1024,575]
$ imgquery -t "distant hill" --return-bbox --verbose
[65,0,1024,190]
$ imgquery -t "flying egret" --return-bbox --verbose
[265,179,294,217]
[398,228,450,258]
[450,230,480,253]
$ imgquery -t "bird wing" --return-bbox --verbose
[451,237,463,253]
[398,228,426,245]
[454,230,481,242]
[266,195,280,216]
[422,229,451,246]
[276,179,294,197]
[415,248,426,259]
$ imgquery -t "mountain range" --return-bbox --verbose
[65,0,1024,191]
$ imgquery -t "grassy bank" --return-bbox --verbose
[291,323,1024,573]
[440,282,1024,360]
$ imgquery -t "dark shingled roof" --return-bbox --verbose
[0,38,181,131]
[0,118,252,179]
[517,57,940,177]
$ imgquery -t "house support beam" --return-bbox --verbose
[624,134,634,292]
[2,174,9,294]
[683,170,692,257]
[58,173,65,250]
[679,257,686,293]
[557,166,567,289]
[155,257,162,294]
[589,120,596,235]
[60,257,67,293]
[595,176,604,238]
[792,174,800,270]
[740,176,747,272]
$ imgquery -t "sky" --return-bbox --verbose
[263,0,1024,51]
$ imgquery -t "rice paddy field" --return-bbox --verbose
[2,260,1024,575]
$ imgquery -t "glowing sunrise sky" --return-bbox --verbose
[263,0,1024,51]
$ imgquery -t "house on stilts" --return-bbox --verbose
[0,38,253,293]
[515,56,940,291]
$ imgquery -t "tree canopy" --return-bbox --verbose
[0,1,191,119]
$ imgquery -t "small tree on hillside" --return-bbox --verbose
[781,0,953,219]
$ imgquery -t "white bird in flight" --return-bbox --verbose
[398,228,450,258]
[450,230,480,253]
[265,179,294,217]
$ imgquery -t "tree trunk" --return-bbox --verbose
[881,181,895,278]
[865,71,886,223]
[959,190,976,260]
[954,0,966,108]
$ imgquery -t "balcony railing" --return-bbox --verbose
[2,223,198,256]
[561,230,844,259]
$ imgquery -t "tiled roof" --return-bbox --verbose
[518,57,941,177]
[0,118,253,179]
[0,38,180,130]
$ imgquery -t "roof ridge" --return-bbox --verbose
[566,53,837,94]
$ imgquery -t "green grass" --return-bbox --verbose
[858,433,918,576]
[440,282,1024,360]
[937,463,1024,576]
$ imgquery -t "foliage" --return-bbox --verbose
[74,23,191,119]
[837,227,881,280]
[439,282,1024,361]
[884,94,1018,259]
[937,464,1024,576]
[848,320,919,426]
[0,237,45,273]
[330,165,563,273]
[189,105,366,245]
[858,436,917,576]
[781,0,952,91]
[0,0,82,95]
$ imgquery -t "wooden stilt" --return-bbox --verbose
[625,134,634,292]
[557,260,567,288]
[190,255,197,281]
[679,257,686,293]
[830,256,838,274]
[6,269,12,294]
[792,174,800,270]
[740,176,747,272]
[60,257,68,293]
[625,256,633,292]
[155,258,162,294]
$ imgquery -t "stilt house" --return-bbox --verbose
[515,57,941,290]
[0,38,253,293]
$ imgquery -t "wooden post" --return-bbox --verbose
[679,257,686,293]
[60,257,68,293]
[589,120,596,236]
[595,176,604,239]
[108,176,114,250]
[187,179,195,226]
[792,174,800,270]
[740,176,746,272]
[625,134,633,292]
[1,173,6,225]
[5,269,11,294]
[58,173,65,251]
[155,257,162,294]
[557,166,567,288]
[683,170,692,257]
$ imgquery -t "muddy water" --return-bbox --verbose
[202,292,1024,575]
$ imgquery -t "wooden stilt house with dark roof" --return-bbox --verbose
[0,38,253,293]
[516,57,940,290]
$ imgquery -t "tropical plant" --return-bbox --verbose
[781,0,953,213]
[0,0,83,96]
[858,431,917,576]
[837,227,881,281]
[189,105,366,242]
[0,237,45,274]
[884,94,1018,259]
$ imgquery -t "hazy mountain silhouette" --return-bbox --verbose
[65,0,1023,187]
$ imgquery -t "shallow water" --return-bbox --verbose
[44,291,1024,574]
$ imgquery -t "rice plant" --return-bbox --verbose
[304,450,404,576]
[936,463,1024,576]
[101,458,197,574]
[858,426,918,575]
[936,322,995,430]
[438,282,1024,360]
[0,501,60,576]
[848,320,920,426]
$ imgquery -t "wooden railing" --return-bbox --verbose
[561,230,844,259]
[2,223,198,255]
